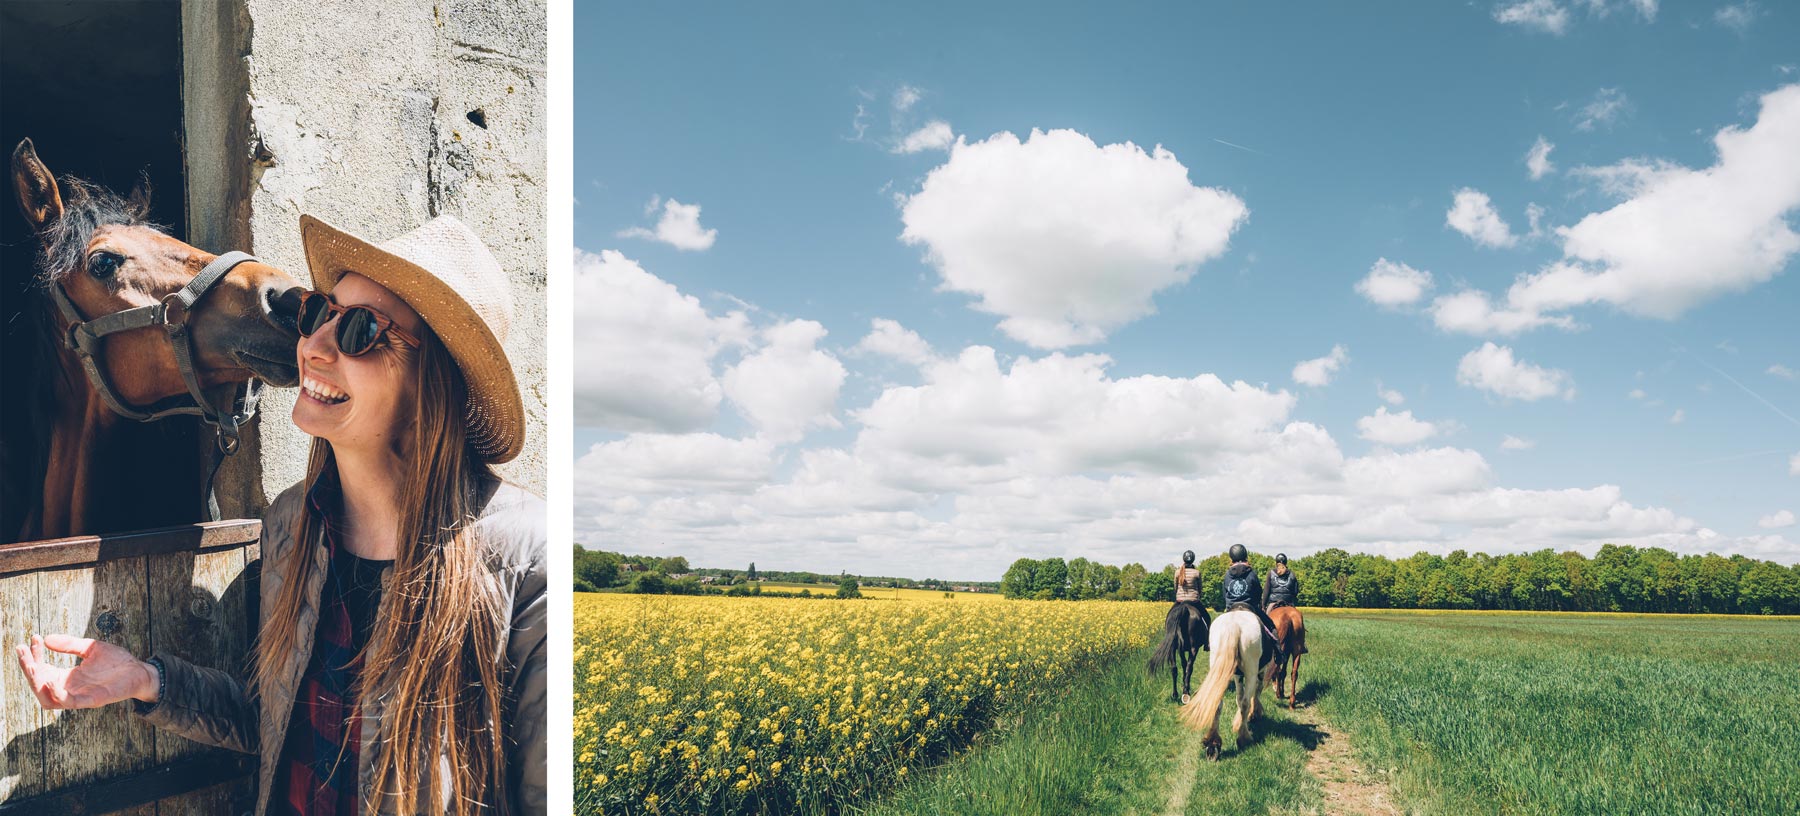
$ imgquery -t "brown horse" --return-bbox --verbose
[5,139,303,541]
[1268,604,1306,708]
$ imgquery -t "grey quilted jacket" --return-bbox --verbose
[136,479,547,814]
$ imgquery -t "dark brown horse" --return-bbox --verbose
[1148,601,1209,703]
[1268,604,1306,708]
[5,139,303,542]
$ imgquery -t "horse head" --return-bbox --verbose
[10,138,303,409]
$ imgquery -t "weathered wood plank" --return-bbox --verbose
[37,557,156,793]
[0,749,253,815]
[0,573,42,801]
[147,545,250,765]
[151,774,253,816]
[0,521,260,576]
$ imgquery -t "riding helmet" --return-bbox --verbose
[1182,549,1196,566]
[1228,543,1248,563]
[1275,553,1288,564]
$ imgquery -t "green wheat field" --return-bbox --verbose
[861,609,1800,816]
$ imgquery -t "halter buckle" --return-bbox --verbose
[160,291,190,333]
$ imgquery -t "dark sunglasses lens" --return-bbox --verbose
[337,307,382,355]
[298,293,332,336]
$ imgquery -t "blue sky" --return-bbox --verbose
[573,1,1800,579]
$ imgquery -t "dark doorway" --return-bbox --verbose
[2,1,191,539]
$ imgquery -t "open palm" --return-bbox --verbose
[14,633,155,710]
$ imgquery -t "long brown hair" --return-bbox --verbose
[253,327,509,815]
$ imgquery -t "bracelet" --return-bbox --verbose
[146,656,167,705]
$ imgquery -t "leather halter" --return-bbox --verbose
[50,251,264,455]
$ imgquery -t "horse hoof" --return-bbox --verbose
[1204,742,1221,761]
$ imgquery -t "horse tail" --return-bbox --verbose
[1147,613,1179,675]
[1179,620,1241,730]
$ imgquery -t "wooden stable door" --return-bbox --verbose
[0,522,260,815]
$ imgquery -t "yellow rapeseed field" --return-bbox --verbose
[573,593,1162,814]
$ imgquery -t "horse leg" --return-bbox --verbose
[1290,653,1301,708]
[1233,673,1254,746]
[1170,660,1181,703]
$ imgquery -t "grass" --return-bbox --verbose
[1301,611,1800,815]
[861,645,1324,816]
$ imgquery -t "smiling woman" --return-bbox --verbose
[15,215,547,816]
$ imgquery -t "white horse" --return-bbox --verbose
[1178,608,1273,759]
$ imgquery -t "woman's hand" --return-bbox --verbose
[13,633,158,710]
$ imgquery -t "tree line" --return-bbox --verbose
[573,546,997,596]
[1000,544,1800,615]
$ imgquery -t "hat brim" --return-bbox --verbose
[298,214,526,464]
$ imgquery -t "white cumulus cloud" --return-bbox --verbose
[1494,0,1571,34]
[1768,364,1796,380]
[1526,136,1556,179]
[1457,342,1575,401]
[1357,407,1442,447]
[1293,345,1350,387]
[618,197,719,251]
[855,318,935,366]
[1759,510,1795,529]
[723,320,848,442]
[1356,258,1434,307]
[1380,386,1406,406]
[1429,290,1577,336]
[1668,408,1685,424]
[895,120,956,154]
[1446,188,1520,248]
[1501,435,1537,450]
[1421,85,1800,333]
[572,250,750,432]
[900,128,1248,348]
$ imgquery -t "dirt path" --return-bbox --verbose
[1283,702,1402,816]
[1157,719,1204,816]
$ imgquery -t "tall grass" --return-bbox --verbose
[864,645,1323,816]
[1304,612,1800,815]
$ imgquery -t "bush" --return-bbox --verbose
[837,577,862,599]
[629,572,668,594]
[574,578,599,593]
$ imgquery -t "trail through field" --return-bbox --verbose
[1156,722,1204,816]
[1283,703,1399,816]
[1157,679,1395,816]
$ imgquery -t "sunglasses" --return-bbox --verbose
[296,290,422,356]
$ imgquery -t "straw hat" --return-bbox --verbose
[298,213,525,464]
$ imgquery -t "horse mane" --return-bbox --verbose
[0,173,160,541]
[32,174,158,285]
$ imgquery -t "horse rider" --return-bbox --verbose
[1264,552,1307,654]
[1173,549,1212,650]
[1264,552,1299,609]
[1220,543,1282,657]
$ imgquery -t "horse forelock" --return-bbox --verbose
[33,174,160,287]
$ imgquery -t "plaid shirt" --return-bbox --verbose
[272,477,387,815]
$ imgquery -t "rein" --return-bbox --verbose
[49,251,264,519]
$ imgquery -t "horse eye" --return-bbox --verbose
[88,251,125,279]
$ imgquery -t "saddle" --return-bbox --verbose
[1226,603,1279,669]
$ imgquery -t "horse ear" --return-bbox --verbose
[127,171,153,220]
[12,138,64,234]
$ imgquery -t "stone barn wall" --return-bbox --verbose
[184,0,548,514]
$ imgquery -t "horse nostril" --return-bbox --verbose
[264,284,304,335]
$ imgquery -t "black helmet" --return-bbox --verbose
[1182,549,1196,566]
[1275,553,1288,564]
[1227,543,1248,563]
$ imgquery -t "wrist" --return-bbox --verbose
[135,658,162,703]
